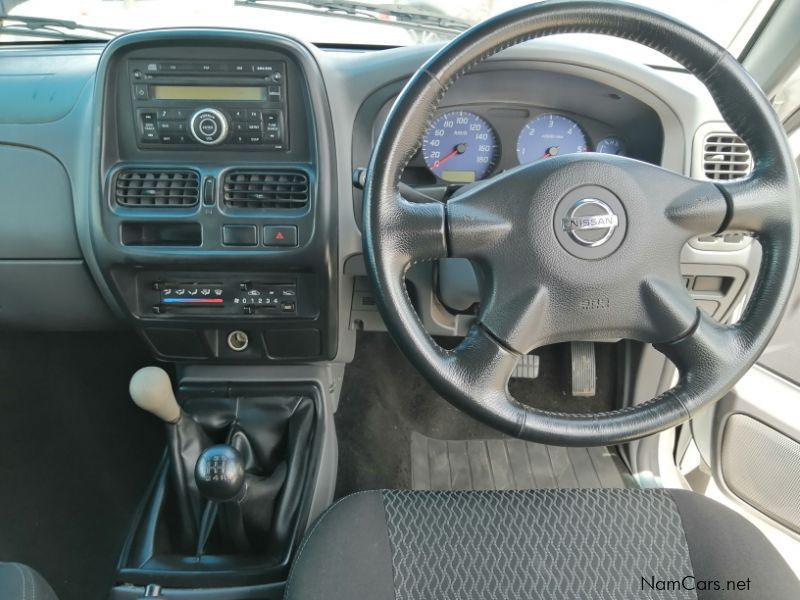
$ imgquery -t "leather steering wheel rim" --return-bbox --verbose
[362,0,800,446]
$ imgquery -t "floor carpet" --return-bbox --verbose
[334,332,620,497]
[0,332,165,600]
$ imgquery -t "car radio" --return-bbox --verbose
[129,59,287,150]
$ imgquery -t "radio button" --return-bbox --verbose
[233,121,248,133]
[189,108,229,146]
[198,119,218,136]
[247,109,262,121]
[232,109,247,120]
[162,108,189,120]
[141,131,158,142]
[157,120,185,132]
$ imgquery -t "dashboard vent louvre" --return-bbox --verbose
[223,170,309,210]
[702,133,752,181]
[115,170,200,207]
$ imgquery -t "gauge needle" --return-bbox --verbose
[433,143,467,168]
[542,146,560,158]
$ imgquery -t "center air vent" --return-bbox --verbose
[703,133,752,181]
[115,169,200,207]
[223,170,309,210]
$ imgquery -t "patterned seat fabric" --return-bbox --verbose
[383,489,695,600]
[285,488,800,600]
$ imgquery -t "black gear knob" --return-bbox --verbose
[194,445,245,502]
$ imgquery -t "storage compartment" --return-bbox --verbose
[115,383,321,589]
[121,221,202,246]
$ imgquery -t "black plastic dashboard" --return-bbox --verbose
[0,31,758,364]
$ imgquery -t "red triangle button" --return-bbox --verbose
[275,231,285,240]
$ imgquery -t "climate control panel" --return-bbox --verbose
[124,271,319,321]
[151,279,298,316]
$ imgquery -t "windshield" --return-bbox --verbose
[0,0,776,61]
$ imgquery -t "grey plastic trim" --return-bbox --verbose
[692,366,800,541]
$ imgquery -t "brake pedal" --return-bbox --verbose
[512,354,539,380]
[571,341,596,397]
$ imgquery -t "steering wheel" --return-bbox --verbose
[362,0,800,446]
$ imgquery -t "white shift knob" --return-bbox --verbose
[129,366,181,423]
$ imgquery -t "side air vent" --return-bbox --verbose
[223,170,309,210]
[115,170,200,207]
[702,133,752,181]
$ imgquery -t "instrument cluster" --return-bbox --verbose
[419,107,629,184]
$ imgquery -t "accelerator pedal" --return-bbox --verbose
[571,341,596,397]
[512,354,539,380]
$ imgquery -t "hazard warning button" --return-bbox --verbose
[263,225,297,247]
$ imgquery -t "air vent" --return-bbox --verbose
[223,170,309,210]
[115,170,200,207]
[703,133,752,181]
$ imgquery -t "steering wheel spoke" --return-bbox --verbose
[654,314,739,405]
[367,194,447,274]
[717,175,790,238]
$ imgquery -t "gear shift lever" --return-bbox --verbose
[193,445,247,555]
[130,366,209,551]
[195,445,246,502]
[129,366,180,423]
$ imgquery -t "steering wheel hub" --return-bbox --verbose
[554,185,627,259]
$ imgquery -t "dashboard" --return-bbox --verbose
[0,31,761,364]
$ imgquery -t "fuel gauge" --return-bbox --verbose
[595,136,627,156]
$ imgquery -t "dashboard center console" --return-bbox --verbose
[89,30,337,364]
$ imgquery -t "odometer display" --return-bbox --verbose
[516,114,589,164]
[422,111,499,182]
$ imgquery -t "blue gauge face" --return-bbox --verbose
[422,111,499,183]
[596,136,627,156]
[516,114,589,165]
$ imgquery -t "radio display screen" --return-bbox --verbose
[152,85,266,101]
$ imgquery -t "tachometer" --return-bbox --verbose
[516,114,589,165]
[422,111,499,183]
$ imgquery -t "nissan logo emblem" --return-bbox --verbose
[561,198,619,247]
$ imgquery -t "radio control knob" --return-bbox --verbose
[189,108,228,145]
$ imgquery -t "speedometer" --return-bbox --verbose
[422,111,499,183]
[516,114,589,165]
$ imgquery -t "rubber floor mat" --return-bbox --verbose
[410,431,630,490]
